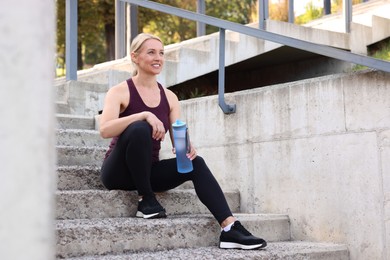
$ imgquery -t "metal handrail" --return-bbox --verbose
[65,0,389,113]
[118,0,389,113]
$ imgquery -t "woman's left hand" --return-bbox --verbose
[186,142,197,161]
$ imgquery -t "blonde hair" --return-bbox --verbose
[130,33,163,76]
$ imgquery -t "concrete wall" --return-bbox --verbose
[161,70,390,260]
[0,1,56,260]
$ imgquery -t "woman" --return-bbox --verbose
[99,33,267,250]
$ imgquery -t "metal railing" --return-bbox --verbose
[65,0,389,113]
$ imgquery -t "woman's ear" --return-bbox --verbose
[131,52,138,64]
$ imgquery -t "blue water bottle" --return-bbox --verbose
[172,120,193,173]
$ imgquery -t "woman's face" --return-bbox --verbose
[133,39,164,76]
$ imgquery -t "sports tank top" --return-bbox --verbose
[104,78,171,162]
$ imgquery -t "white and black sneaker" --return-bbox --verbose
[136,195,166,219]
[219,221,267,250]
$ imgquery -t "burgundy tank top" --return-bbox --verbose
[104,78,171,162]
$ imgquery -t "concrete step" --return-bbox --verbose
[63,241,349,260]
[57,114,95,130]
[56,214,291,258]
[56,129,109,147]
[56,144,173,168]
[56,101,71,114]
[57,165,195,191]
[56,189,240,220]
[57,166,104,191]
[57,146,106,167]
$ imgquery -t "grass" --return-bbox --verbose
[352,38,390,71]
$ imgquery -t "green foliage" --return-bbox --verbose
[206,0,256,24]
[56,0,113,75]
[138,0,197,44]
[295,0,368,25]
[374,46,390,61]
[139,0,256,45]
[295,2,323,25]
[332,0,366,13]
[56,0,374,76]
[352,38,390,71]
[56,0,66,74]
[269,0,288,22]
[56,0,256,76]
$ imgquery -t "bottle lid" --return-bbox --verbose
[172,119,186,128]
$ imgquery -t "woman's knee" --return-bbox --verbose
[192,156,210,173]
[122,121,151,140]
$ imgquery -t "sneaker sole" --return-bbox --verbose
[219,241,267,250]
[136,210,167,219]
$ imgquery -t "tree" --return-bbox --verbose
[269,0,288,22]
[332,0,366,13]
[56,0,108,74]
[56,0,257,76]
[139,0,257,44]
[96,0,116,61]
[295,2,323,24]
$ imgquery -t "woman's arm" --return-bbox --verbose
[165,88,180,148]
[99,81,166,140]
[99,82,145,139]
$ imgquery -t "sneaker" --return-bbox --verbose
[136,195,167,219]
[219,221,267,250]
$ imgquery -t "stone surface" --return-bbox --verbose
[56,129,110,147]
[57,114,96,130]
[178,70,389,260]
[252,132,384,260]
[65,241,349,260]
[56,214,291,258]
[56,189,240,219]
[57,166,104,191]
[56,146,106,167]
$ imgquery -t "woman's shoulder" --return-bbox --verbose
[108,80,129,94]
[161,87,179,112]
[105,81,130,106]
[162,87,178,102]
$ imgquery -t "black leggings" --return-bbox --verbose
[100,121,233,224]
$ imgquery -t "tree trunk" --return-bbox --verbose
[105,23,115,61]
[77,40,83,70]
[324,0,331,14]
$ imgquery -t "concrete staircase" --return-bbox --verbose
[55,94,349,259]
[52,2,390,258]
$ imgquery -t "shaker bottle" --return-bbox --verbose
[172,119,193,173]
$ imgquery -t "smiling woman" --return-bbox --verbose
[98,32,267,250]
[129,33,164,76]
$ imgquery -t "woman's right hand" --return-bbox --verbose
[144,112,165,141]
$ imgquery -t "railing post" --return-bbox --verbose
[197,0,206,36]
[258,0,269,30]
[218,28,236,114]
[128,4,138,45]
[115,0,126,59]
[324,0,331,15]
[343,0,352,33]
[66,0,77,81]
[288,0,294,23]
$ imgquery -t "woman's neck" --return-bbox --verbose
[133,73,157,89]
